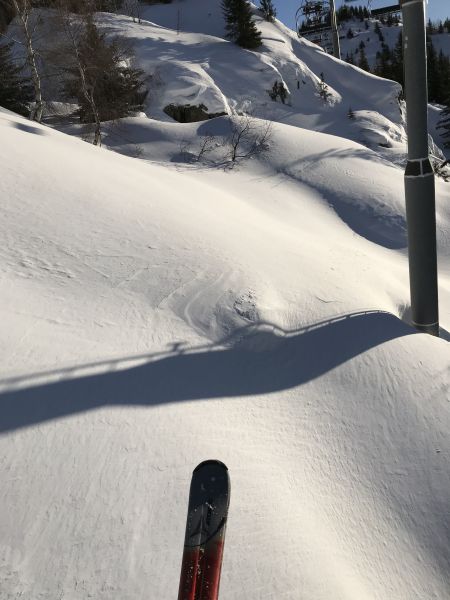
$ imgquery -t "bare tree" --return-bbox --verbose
[56,1,102,145]
[197,133,216,159]
[177,132,216,163]
[10,0,44,121]
[226,114,273,165]
[123,0,141,23]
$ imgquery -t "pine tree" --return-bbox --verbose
[222,0,239,42]
[0,40,33,116]
[436,49,450,105]
[357,47,370,72]
[318,72,332,103]
[391,31,404,87]
[374,21,383,42]
[64,15,146,124]
[222,0,262,49]
[259,0,276,22]
[426,36,440,102]
[437,101,450,147]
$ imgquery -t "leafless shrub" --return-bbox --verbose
[174,116,273,168]
[177,132,217,163]
[226,114,273,166]
[196,132,217,160]
[177,138,195,162]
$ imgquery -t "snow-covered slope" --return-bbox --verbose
[338,17,450,69]
[339,17,404,68]
[1,94,450,600]
[6,1,405,157]
[100,4,404,147]
[1,2,450,599]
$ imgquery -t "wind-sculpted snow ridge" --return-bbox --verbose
[1,89,450,600]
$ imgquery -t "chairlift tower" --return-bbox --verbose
[296,0,340,58]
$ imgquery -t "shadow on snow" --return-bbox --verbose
[0,311,416,434]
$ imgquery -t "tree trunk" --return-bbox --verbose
[58,6,102,147]
[11,0,44,122]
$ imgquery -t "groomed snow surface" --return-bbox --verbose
[1,2,450,599]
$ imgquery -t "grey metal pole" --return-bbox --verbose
[329,0,341,59]
[401,0,439,336]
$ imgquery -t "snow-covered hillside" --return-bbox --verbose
[6,0,405,156]
[338,15,450,69]
[339,16,404,68]
[1,2,450,600]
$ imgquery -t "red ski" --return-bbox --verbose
[177,460,230,600]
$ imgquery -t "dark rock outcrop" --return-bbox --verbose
[164,103,226,123]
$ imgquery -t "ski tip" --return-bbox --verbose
[193,459,228,473]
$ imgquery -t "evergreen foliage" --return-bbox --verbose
[259,0,276,22]
[222,0,262,49]
[0,40,33,116]
[268,81,287,104]
[0,2,15,33]
[437,99,450,148]
[307,3,450,105]
[31,0,124,10]
[425,37,450,104]
[357,46,369,71]
[353,25,450,106]
[373,21,383,42]
[426,36,440,102]
[391,31,403,86]
[64,16,146,123]
[318,72,332,103]
[344,51,354,65]
[336,5,369,21]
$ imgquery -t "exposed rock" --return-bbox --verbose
[164,103,226,123]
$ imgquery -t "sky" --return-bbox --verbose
[275,0,450,31]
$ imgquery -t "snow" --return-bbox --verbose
[338,18,450,70]
[431,31,450,57]
[339,18,404,69]
[1,2,450,600]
